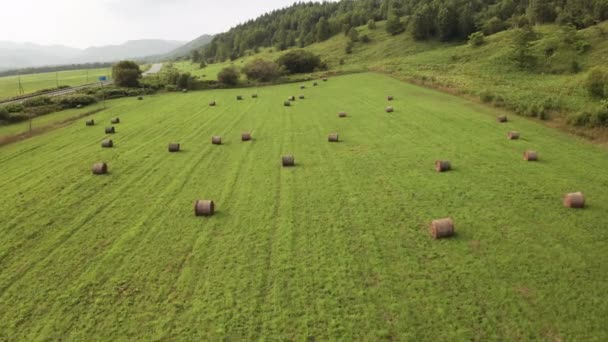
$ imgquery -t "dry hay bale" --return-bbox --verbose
[523,151,538,161]
[299,94,305,99]
[386,106,394,113]
[282,155,295,167]
[328,133,339,142]
[563,192,585,209]
[85,120,95,126]
[508,131,520,140]
[252,94,258,98]
[194,199,215,216]
[430,218,455,239]
[242,132,252,141]
[288,96,296,101]
[105,126,115,134]
[236,95,243,100]
[168,143,180,152]
[387,96,394,101]
[339,111,347,118]
[91,162,108,175]
[212,136,222,145]
[111,118,120,124]
[138,96,143,100]
[209,100,216,106]
[284,101,291,107]
[101,139,113,148]
[435,160,451,172]
[497,115,508,123]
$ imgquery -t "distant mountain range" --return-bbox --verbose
[0,39,186,71]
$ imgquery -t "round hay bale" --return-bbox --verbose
[236,95,243,100]
[252,94,258,98]
[284,101,291,107]
[209,101,216,106]
[105,126,115,134]
[339,111,347,118]
[77,104,82,109]
[508,131,520,140]
[387,96,394,101]
[288,96,296,101]
[242,132,252,141]
[322,77,328,82]
[523,151,538,161]
[194,200,215,216]
[300,84,306,89]
[497,115,508,123]
[101,139,113,148]
[168,143,180,152]
[111,118,120,124]
[138,96,143,100]
[313,82,318,86]
[282,155,295,167]
[299,95,305,99]
[435,160,451,172]
[328,133,339,142]
[212,136,222,145]
[92,162,108,175]
[182,89,188,93]
[85,120,95,126]
[386,106,394,113]
[563,192,585,209]
[430,218,455,239]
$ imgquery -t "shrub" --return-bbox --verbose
[276,50,322,74]
[360,34,371,43]
[57,95,97,108]
[0,106,8,121]
[23,96,53,107]
[243,59,282,82]
[367,19,376,30]
[386,15,405,35]
[217,66,240,86]
[468,32,485,47]
[586,67,608,98]
[483,17,507,35]
[345,41,354,54]
[165,84,177,92]
[176,72,193,90]
[479,90,494,103]
[4,103,24,113]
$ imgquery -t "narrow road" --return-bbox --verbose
[143,63,163,76]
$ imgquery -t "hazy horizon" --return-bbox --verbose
[0,0,331,49]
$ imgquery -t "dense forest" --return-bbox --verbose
[199,0,608,62]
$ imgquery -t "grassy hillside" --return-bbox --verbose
[0,68,112,100]
[183,21,608,138]
[1,73,607,340]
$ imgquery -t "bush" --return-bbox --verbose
[468,32,485,47]
[345,41,354,54]
[360,34,371,43]
[276,50,322,74]
[176,72,193,90]
[586,67,608,98]
[243,59,282,82]
[386,15,405,35]
[217,66,240,85]
[3,103,24,113]
[0,106,8,121]
[483,17,507,35]
[165,84,177,92]
[23,96,53,107]
[367,19,376,30]
[479,90,494,103]
[57,95,97,108]
[112,60,142,87]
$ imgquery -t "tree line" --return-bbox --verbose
[0,62,114,78]
[194,0,608,63]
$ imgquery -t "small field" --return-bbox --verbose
[0,73,607,340]
[0,68,111,100]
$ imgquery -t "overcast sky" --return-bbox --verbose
[0,0,323,48]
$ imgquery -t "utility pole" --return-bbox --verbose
[17,72,24,96]
[56,71,59,88]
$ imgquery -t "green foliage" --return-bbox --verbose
[386,14,405,36]
[410,5,435,40]
[190,49,202,63]
[199,60,207,69]
[347,28,359,42]
[243,59,282,82]
[511,27,538,69]
[177,73,193,90]
[483,17,508,35]
[345,41,354,54]
[468,32,485,47]
[23,96,53,108]
[586,67,608,98]
[437,5,458,41]
[217,66,240,86]
[360,34,371,43]
[112,61,141,87]
[276,50,322,74]
[367,19,377,30]
[56,94,97,108]
[0,106,8,121]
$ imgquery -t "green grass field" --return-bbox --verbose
[1,73,607,340]
[0,68,112,100]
